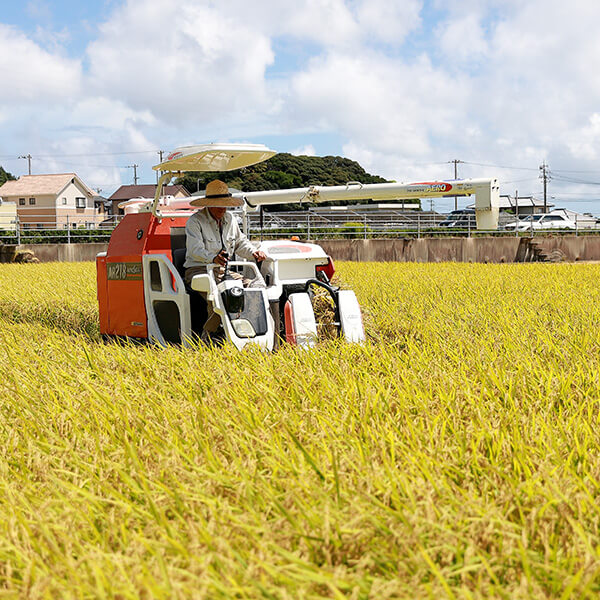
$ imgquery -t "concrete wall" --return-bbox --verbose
[318,237,600,263]
[6,243,109,263]
[540,236,600,261]
[2,236,600,264]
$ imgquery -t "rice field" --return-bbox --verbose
[1,260,600,598]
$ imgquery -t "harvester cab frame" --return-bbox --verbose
[96,143,499,350]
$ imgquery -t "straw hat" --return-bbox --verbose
[190,179,243,207]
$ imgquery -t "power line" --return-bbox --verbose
[551,197,600,202]
[34,149,159,158]
[551,174,600,185]
[552,168,600,174]
[550,190,600,195]
[0,149,160,160]
[460,160,540,171]
[22,160,139,169]
[499,177,539,185]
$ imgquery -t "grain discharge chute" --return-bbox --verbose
[97,143,499,350]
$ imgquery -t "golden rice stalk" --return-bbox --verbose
[309,282,338,340]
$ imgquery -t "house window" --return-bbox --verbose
[62,197,67,205]
[29,198,36,205]
[75,197,86,209]
[19,198,25,206]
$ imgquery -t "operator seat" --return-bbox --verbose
[171,247,187,281]
[171,247,207,335]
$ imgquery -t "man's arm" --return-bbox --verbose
[231,219,261,260]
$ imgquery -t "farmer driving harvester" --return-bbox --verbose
[184,179,267,340]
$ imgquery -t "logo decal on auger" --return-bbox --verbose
[409,182,453,193]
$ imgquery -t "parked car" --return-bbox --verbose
[504,213,577,231]
[438,209,476,228]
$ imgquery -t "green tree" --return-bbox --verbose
[0,166,16,187]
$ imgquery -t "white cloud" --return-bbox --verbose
[319,0,600,197]
[0,24,81,104]
[436,14,488,63]
[342,141,450,183]
[290,144,316,156]
[26,0,52,21]
[85,0,424,130]
[2,0,600,208]
[219,0,422,48]
[355,0,422,45]
[32,24,71,52]
[567,114,600,161]
[68,97,157,132]
[290,51,469,157]
[279,0,359,47]
[462,0,600,165]
[87,0,275,125]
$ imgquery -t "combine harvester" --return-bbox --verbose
[97,144,499,350]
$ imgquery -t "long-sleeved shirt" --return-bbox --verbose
[183,208,257,270]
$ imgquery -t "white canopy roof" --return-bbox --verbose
[153,143,276,172]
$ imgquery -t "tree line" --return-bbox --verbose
[0,166,16,187]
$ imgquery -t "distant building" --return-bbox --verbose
[0,173,100,229]
[467,194,553,215]
[93,194,111,214]
[109,184,190,215]
[0,199,17,231]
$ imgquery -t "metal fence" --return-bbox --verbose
[0,214,117,244]
[244,209,600,239]
[1,211,600,244]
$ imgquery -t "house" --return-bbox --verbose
[467,194,553,215]
[109,184,190,215]
[0,173,100,229]
[0,199,17,231]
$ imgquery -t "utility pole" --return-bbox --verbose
[449,159,463,210]
[539,161,550,212]
[127,164,139,185]
[515,189,519,220]
[18,154,32,175]
[156,150,164,184]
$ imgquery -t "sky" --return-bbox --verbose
[1,0,600,213]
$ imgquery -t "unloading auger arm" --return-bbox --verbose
[242,178,501,230]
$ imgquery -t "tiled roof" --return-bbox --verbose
[109,184,190,200]
[0,173,94,197]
